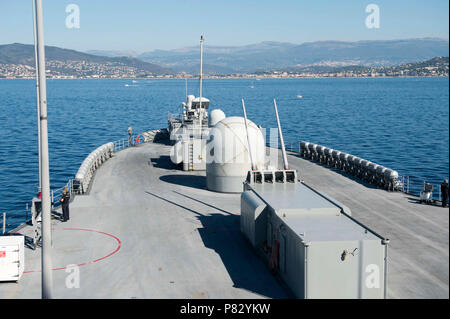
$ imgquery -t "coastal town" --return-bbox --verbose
[0,56,448,79]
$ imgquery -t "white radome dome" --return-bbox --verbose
[206,116,265,193]
[208,109,226,127]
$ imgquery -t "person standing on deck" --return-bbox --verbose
[128,126,133,147]
[60,188,70,222]
[441,179,449,208]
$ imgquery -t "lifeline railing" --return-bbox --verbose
[401,177,445,201]
[0,207,29,236]
[51,178,74,208]
[113,134,145,153]
[1,212,6,235]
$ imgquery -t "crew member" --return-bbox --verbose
[35,191,42,217]
[60,188,70,222]
[441,179,449,208]
[128,126,133,146]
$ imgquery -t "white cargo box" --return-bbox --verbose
[0,236,25,282]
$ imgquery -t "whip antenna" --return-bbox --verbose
[273,99,289,170]
[199,36,204,126]
[241,99,256,171]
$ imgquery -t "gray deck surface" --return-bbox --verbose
[286,151,449,299]
[0,143,448,299]
[0,142,288,299]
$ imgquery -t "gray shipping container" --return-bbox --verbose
[241,181,387,299]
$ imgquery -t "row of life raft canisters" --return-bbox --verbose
[73,142,114,194]
[300,141,402,191]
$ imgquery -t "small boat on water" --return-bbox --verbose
[297,94,303,99]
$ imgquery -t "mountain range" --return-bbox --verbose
[1,38,449,75]
[88,38,449,74]
[0,43,172,75]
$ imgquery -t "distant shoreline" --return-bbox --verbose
[1,75,448,80]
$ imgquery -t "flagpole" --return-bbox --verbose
[32,0,42,192]
[34,0,53,299]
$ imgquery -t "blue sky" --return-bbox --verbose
[0,0,448,52]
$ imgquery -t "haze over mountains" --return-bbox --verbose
[1,38,448,76]
[88,38,449,74]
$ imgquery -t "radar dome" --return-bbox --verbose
[206,116,265,193]
[209,109,226,127]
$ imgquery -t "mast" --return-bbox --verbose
[32,0,41,191]
[33,0,53,299]
[273,99,289,170]
[199,35,204,125]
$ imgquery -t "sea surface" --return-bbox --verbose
[0,77,448,230]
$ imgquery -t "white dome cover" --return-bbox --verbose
[206,116,265,193]
[208,109,226,127]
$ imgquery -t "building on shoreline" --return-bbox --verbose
[1,57,448,79]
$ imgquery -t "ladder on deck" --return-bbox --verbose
[188,142,194,171]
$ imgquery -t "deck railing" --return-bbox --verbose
[51,178,74,208]
[2,212,6,235]
[113,134,145,153]
[0,207,28,236]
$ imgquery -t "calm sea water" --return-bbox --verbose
[0,77,448,230]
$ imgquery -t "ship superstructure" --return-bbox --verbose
[168,36,227,171]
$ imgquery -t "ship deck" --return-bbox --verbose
[0,141,448,299]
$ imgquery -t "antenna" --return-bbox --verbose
[273,99,289,170]
[34,0,53,299]
[241,99,256,170]
[199,35,204,125]
[185,77,188,101]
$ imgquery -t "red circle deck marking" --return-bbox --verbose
[22,228,122,274]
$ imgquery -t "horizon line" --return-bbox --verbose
[1,36,448,56]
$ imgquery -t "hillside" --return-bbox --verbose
[1,40,449,78]
[272,56,449,77]
[135,38,449,74]
[0,43,173,77]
